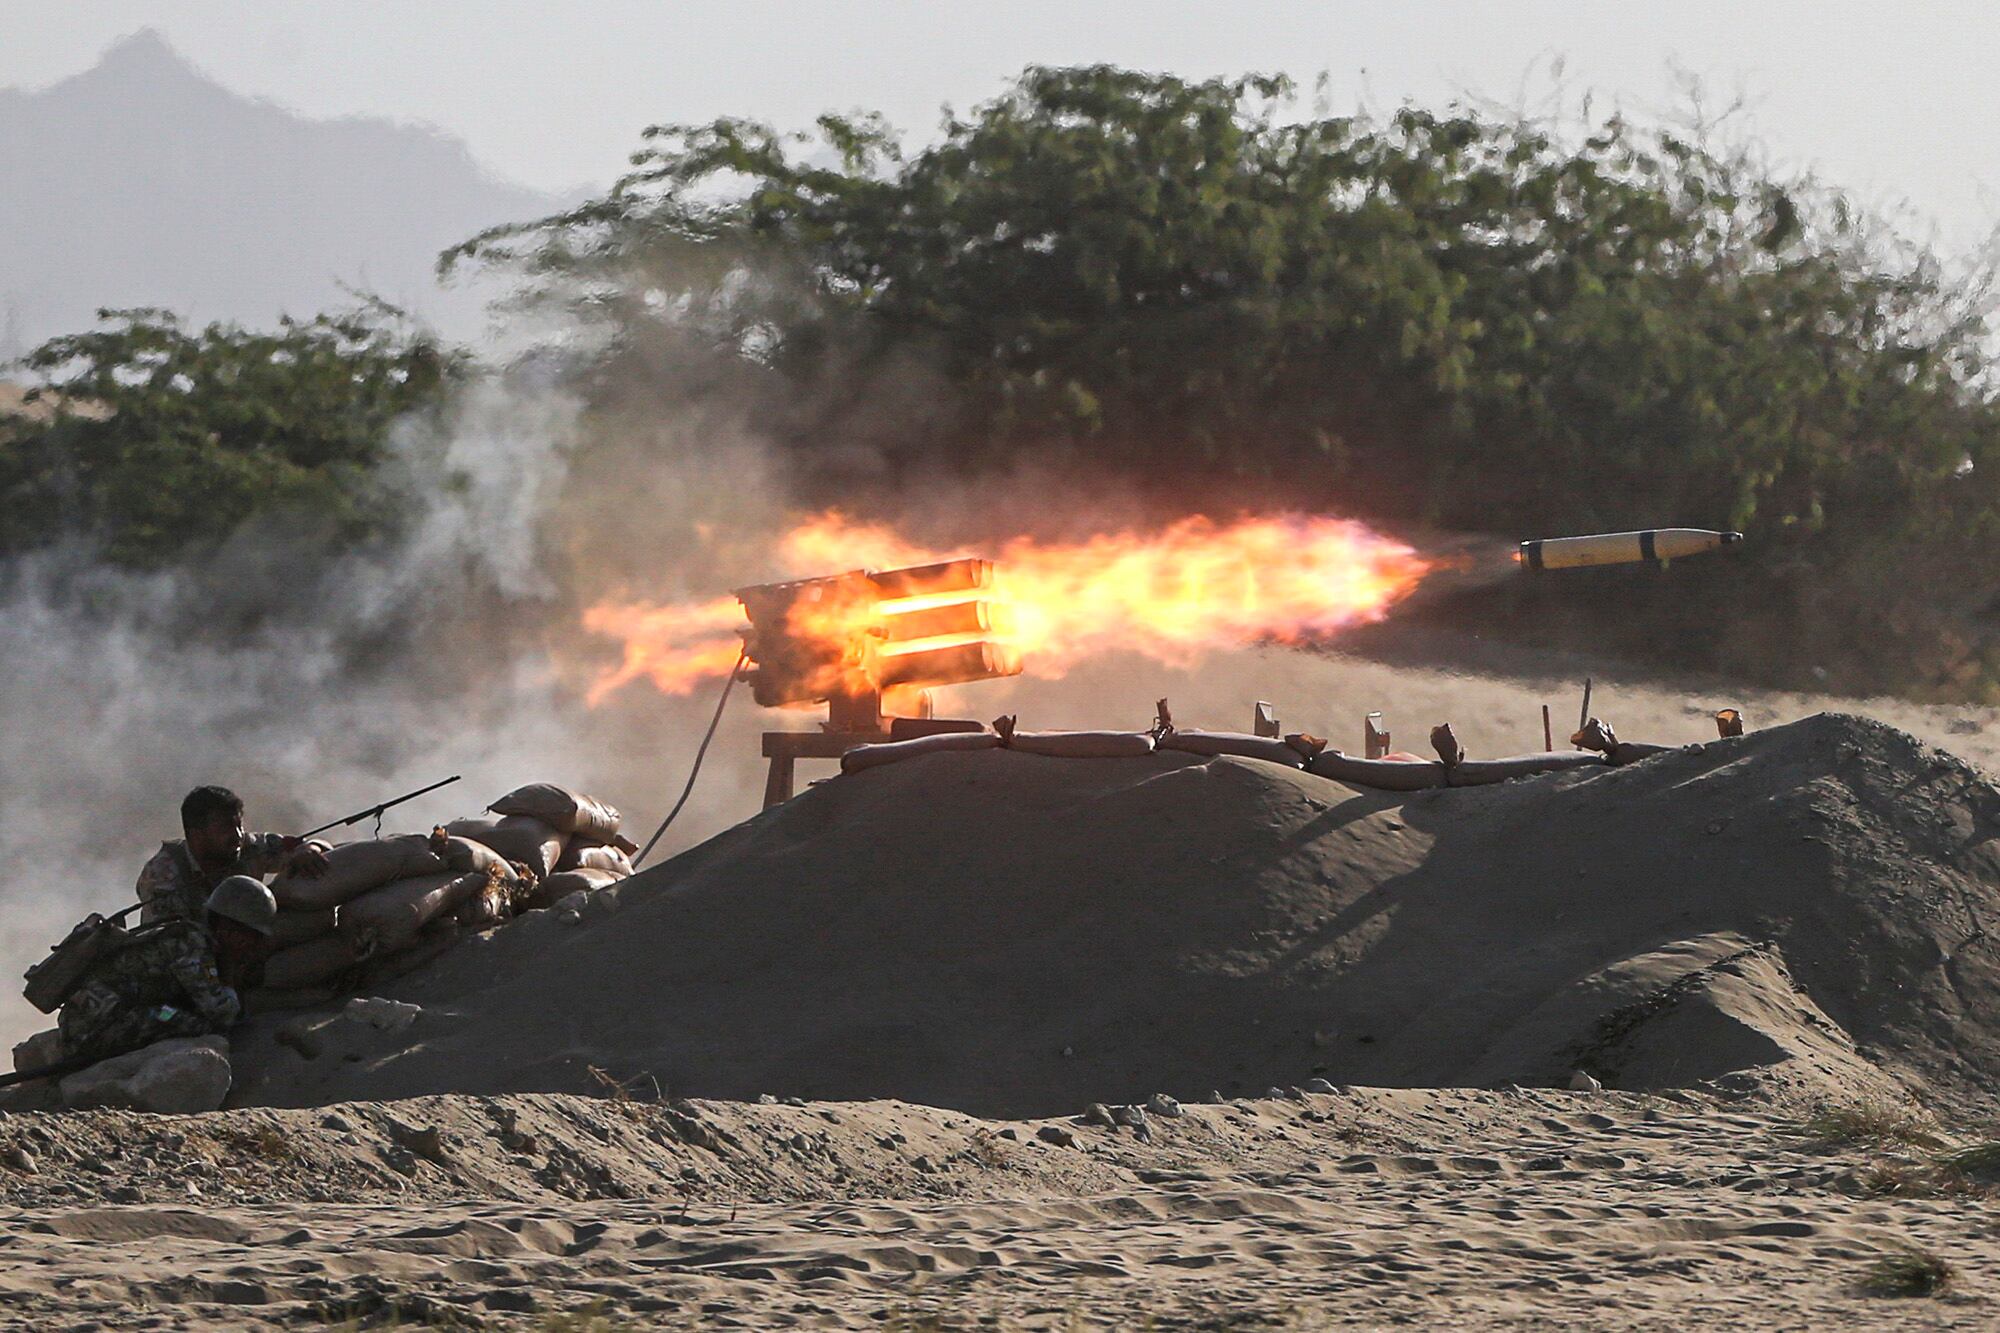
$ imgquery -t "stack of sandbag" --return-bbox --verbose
[262,830,536,990]
[430,830,539,930]
[438,813,569,879]
[524,846,636,910]
[263,834,449,990]
[257,783,636,993]
[457,783,637,914]
[338,865,493,955]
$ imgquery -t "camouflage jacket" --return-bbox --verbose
[56,917,241,1063]
[135,834,292,926]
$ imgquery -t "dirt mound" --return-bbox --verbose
[228,713,2000,1115]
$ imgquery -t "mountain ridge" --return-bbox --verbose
[0,28,565,354]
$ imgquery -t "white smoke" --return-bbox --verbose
[0,371,781,1049]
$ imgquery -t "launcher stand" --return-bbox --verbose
[760,686,982,808]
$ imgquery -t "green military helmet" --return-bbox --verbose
[205,875,278,936]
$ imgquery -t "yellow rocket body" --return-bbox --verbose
[1519,528,1742,571]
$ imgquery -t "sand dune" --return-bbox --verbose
[228,712,2000,1117]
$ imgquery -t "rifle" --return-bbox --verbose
[300,774,461,841]
[0,1050,105,1091]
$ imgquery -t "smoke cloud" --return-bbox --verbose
[0,363,789,1050]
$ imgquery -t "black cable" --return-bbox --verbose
[634,646,748,868]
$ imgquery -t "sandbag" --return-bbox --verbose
[270,909,335,947]
[488,783,622,840]
[454,876,514,929]
[432,830,532,881]
[433,831,534,919]
[522,867,622,912]
[270,834,445,911]
[1446,751,1608,786]
[842,731,1001,773]
[554,842,635,877]
[1004,731,1156,758]
[260,933,366,991]
[1158,730,1308,767]
[1609,741,1674,766]
[441,815,567,879]
[1306,751,1447,791]
[339,871,488,954]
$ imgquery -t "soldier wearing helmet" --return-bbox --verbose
[57,876,280,1066]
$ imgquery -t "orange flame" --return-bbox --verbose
[583,512,1431,702]
[579,596,747,705]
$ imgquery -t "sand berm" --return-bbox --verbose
[228,711,2000,1116]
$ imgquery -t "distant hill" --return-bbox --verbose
[0,29,563,354]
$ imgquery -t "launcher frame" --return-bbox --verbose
[738,557,1018,807]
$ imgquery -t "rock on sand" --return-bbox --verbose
[59,1035,232,1113]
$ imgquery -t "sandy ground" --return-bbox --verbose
[1,1082,1994,1329]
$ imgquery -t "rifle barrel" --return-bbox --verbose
[0,1051,99,1090]
[300,775,462,840]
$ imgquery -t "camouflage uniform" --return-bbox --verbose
[56,918,241,1064]
[135,834,294,926]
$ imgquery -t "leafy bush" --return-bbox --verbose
[1,304,460,568]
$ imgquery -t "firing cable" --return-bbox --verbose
[633,645,749,868]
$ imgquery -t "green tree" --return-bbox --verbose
[0,305,461,567]
[448,66,2000,543]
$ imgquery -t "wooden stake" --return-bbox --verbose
[1365,712,1389,760]
[1578,677,1593,733]
[1542,704,1553,753]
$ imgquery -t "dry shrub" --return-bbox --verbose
[1935,1141,2000,1180]
[1799,1102,1941,1150]
[1858,1245,1954,1298]
[216,1124,293,1163]
[538,1303,642,1332]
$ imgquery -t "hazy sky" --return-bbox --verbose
[3,2,1998,251]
